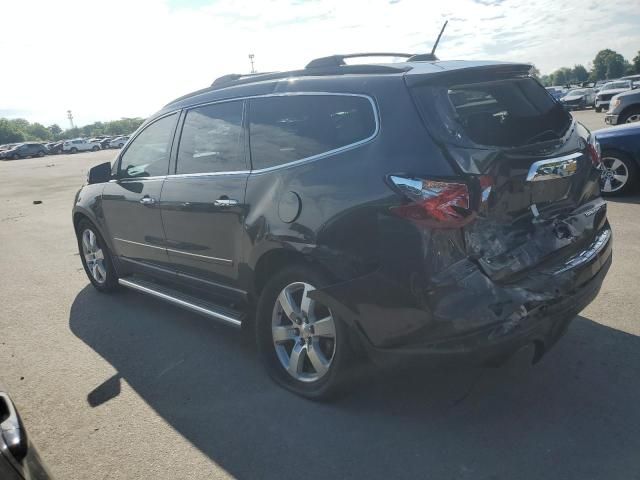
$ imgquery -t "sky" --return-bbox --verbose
[1,0,639,128]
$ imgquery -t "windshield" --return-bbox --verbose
[603,82,630,90]
[567,89,588,95]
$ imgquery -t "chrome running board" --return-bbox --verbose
[118,278,243,328]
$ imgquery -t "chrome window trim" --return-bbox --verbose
[165,92,379,178]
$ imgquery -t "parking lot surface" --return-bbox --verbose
[1,110,639,480]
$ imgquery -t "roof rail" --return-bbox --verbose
[305,52,414,69]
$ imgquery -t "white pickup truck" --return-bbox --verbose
[62,138,101,153]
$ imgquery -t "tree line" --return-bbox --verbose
[538,49,640,87]
[0,117,145,145]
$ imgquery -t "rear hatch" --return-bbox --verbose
[407,65,607,282]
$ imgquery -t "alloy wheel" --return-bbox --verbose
[625,113,640,124]
[271,282,336,383]
[81,229,107,284]
[600,156,629,193]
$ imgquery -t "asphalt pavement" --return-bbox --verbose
[0,112,638,480]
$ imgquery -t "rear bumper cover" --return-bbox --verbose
[314,227,612,366]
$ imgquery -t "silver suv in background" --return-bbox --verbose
[605,88,640,125]
[62,138,101,153]
[594,80,634,112]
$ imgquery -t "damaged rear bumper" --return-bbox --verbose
[314,227,612,367]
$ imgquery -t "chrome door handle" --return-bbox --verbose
[139,196,156,206]
[214,198,238,207]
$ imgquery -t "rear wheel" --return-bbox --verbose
[620,108,640,124]
[76,219,119,292]
[600,151,638,196]
[91,145,99,151]
[38,151,45,157]
[256,266,353,400]
[595,106,602,113]
[70,147,78,154]
[118,143,124,148]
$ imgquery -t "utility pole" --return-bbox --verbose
[248,54,256,74]
[67,110,75,129]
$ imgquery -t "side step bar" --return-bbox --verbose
[118,278,243,328]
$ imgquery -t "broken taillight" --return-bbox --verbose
[388,175,475,228]
[588,137,602,168]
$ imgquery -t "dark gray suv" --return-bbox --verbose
[73,54,612,399]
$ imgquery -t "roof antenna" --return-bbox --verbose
[431,20,448,58]
[407,20,448,62]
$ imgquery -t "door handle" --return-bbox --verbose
[139,196,156,206]
[214,198,239,207]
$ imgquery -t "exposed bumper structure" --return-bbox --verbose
[314,227,612,367]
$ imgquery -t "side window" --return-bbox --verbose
[119,113,177,178]
[248,95,376,170]
[176,101,244,174]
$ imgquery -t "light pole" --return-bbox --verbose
[248,54,256,74]
[67,110,75,129]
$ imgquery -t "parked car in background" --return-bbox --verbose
[62,138,101,153]
[594,122,640,195]
[74,56,611,399]
[594,80,609,92]
[594,80,634,112]
[605,88,640,125]
[545,85,567,100]
[0,143,48,160]
[45,141,64,154]
[0,385,53,479]
[0,143,18,151]
[108,136,129,148]
[560,88,596,110]
[99,137,113,150]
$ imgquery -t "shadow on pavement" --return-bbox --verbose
[604,193,640,204]
[70,285,640,479]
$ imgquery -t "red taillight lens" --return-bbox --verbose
[588,137,602,168]
[388,176,474,228]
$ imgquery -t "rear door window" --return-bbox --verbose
[248,94,376,170]
[413,77,572,148]
[176,101,245,174]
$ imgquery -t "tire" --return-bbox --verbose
[38,151,45,157]
[255,265,354,400]
[76,219,119,292]
[620,108,640,124]
[70,147,78,154]
[118,143,124,149]
[599,151,638,196]
[10,154,20,160]
[91,145,99,151]
[595,106,602,113]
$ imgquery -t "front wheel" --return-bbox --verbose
[256,266,354,400]
[620,108,640,124]
[38,151,45,157]
[76,219,119,292]
[91,145,99,151]
[70,147,78,154]
[600,151,638,196]
[595,106,602,113]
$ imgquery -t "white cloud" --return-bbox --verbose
[1,0,638,127]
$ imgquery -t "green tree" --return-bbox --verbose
[572,64,588,83]
[0,119,25,144]
[633,51,640,74]
[26,122,51,141]
[591,49,626,80]
[47,124,62,138]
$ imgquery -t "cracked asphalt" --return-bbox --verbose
[1,110,639,479]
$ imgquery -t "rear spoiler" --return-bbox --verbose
[404,63,533,87]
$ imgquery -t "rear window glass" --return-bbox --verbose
[249,95,376,170]
[413,77,572,148]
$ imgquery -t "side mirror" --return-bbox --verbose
[0,392,27,461]
[87,162,112,184]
